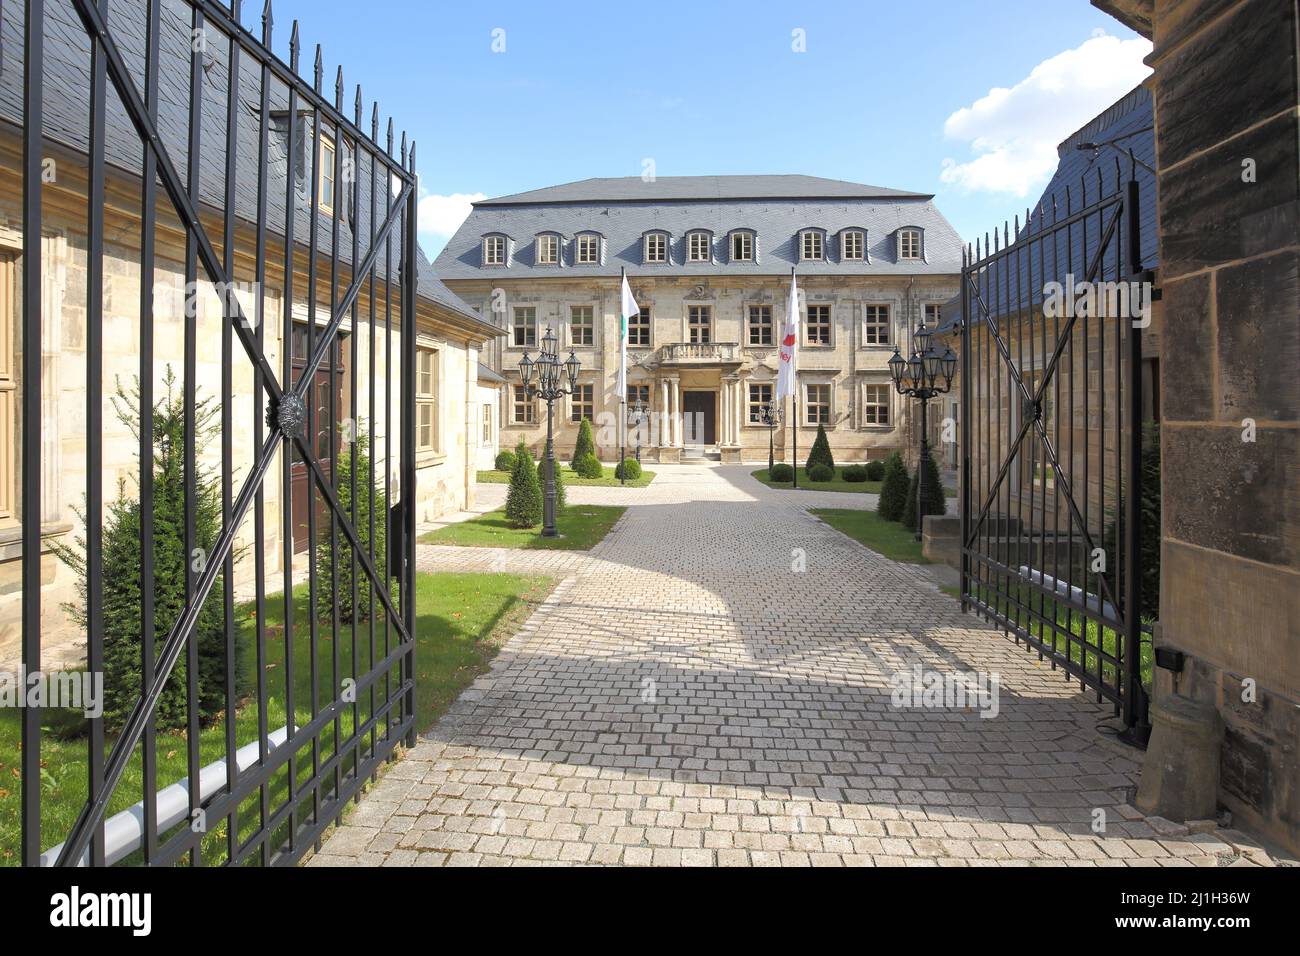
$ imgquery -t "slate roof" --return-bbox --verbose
[0,0,493,332]
[435,176,964,280]
[935,82,1157,334]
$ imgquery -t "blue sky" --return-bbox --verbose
[272,0,1151,257]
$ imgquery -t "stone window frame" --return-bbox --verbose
[747,382,773,424]
[575,232,602,265]
[568,304,596,348]
[688,304,712,344]
[415,342,441,457]
[535,233,560,265]
[482,233,508,267]
[511,305,537,348]
[863,303,891,346]
[840,229,866,261]
[861,381,891,427]
[643,231,669,264]
[804,381,833,426]
[924,302,943,327]
[747,303,774,347]
[730,230,755,263]
[799,229,825,262]
[687,230,713,263]
[511,383,537,425]
[804,303,833,347]
[569,381,596,422]
[897,227,923,260]
[318,131,337,216]
[628,307,652,347]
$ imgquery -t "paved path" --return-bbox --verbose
[313,464,1270,867]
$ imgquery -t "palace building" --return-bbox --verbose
[435,175,963,463]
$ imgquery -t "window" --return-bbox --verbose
[570,305,594,346]
[806,304,831,345]
[731,231,753,262]
[416,346,439,453]
[0,253,13,523]
[688,305,711,344]
[644,232,667,263]
[898,229,921,259]
[862,384,890,425]
[687,231,711,263]
[841,230,864,260]
[536,234,559,265]
[318,133,336,214]
[628,309,651,346]
[512,306,536,347]
[512,384,536,424]
[576,233,600,264]
[482,403,493,443]
[483,235,506,266]
[748,383,773,423]
[627,384,650,407]
[800,230,823,261]
[864,304,890,345]
[805,383,831,425]
[571,383,594,422]
[748,304,773,346]
[925,303,942,327]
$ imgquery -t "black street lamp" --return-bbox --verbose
[628,399,647,464]
[518,326,580,537]
[759,401,783,474]
[889,321,957,540]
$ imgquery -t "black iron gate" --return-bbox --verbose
[959,159,1150,738]
[12,0,418,865]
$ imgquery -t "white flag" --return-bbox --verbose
[777,270,798,399]
[619,271,638,401]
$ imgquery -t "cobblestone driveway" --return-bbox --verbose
[312,464,1265,867]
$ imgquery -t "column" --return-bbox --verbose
[660,379,670,447]
[671,379,681,446]
[720,382,730,445]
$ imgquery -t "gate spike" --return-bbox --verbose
[289,20,300,72]
[355,85,363,126]
[314,45,323,92]
[371,102,379,141]
[261,0,273,44]
[231,1,243,25]
[335,65,344,110]
[409,140,417,174]
[400,131,407,168]
[387,117,394,155]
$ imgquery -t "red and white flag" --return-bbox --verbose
[777,270,798,399]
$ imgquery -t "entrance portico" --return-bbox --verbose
[653,344,746,462]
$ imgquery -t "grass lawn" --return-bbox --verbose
[420,505,625,551]
[478,465,655,488]
[810,507,931,564]
[0,570,554,865]
[753,467,957,496]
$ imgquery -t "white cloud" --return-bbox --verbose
[939,34,1152,197]
[417,191,486,238]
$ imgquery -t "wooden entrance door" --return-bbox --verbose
[682,391,716,446]
[289,323,346,553]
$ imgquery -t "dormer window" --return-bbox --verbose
[483,234,506,266]
[576,233,600,264]
[730,231,754,262]
[800,230,824,261]
[898,228,922,260]
[536,233,559,265]
[841,230,865,261]
[687,231,712,263]
[644,232,668,263]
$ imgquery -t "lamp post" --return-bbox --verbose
[628,399,647,464]
[760,401,783,474]
[518,326,580,538]
[889,321,957,541]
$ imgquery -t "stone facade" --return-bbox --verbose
[1097,0,1300,854]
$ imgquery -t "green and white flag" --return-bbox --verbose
[619,269,638,401]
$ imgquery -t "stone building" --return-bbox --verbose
[0,0,501,665]
[434,175,962,465]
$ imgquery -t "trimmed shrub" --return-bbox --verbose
[51,369,251,733]
[614,458,642,480]
[877,451,910,522]
[770,462,794,482]
[842,465,868,483]
[574,451,603,479]
[549,453,567,510]
[317,430,394,624]
[505,439,543,528]
[808,463,834,482]
[805,423,835,473]
[570,417,596,470]
[494,449,516,472]
[865,460,885,482]
[903,454,947,532]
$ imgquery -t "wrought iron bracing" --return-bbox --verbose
[959,157,1150,738]
[14,0,421,866]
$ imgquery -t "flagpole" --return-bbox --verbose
[791,267,797,489]
[619,267,627,485]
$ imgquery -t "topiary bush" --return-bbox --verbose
[805,422,835,473]
[573,451,603,479]
[51,368,251,733]
[494,449,516,472]
[504,439,543,528]
[877,451,910,522]
[902,454,947,532]
[317,429,394,624]
[865,460,885,482]
[570,417,596,470]
[842,465,868,483]
[614,458,642,480]
[808,463,834,482]
[770,462,794,482]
